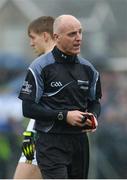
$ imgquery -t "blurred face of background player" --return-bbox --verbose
[29,31,55,56]
[54,15,83,55]
[28,16,55,56]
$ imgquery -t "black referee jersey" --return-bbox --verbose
[19,46,102,134]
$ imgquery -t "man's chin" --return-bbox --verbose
[72,49,80,55]
[35,50,43,56]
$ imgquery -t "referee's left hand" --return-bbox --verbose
[81,113,98,132]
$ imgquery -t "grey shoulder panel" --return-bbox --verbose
[28,52,55,103]
[78,56,97,73]
[29,52,55,73]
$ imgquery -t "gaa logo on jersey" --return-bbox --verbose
[50,81,63,87]
[22,81,32,94]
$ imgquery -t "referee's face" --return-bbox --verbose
[55,20,82,55]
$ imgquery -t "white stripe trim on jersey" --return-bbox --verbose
[43,81,74,97]
[29,67,38,103]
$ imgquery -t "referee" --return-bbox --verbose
[18,14,102,179]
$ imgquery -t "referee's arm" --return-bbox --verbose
[87,75,102,118]
[22,100,67,122]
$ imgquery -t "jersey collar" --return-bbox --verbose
[52,46,79,64]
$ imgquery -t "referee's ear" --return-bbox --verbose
[54,33,60,42]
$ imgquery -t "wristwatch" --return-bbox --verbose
[57,112,64,121]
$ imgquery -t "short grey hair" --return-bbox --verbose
[53,14,81,34]
[53,15,64,34]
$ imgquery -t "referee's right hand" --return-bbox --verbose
[66,110,86,127]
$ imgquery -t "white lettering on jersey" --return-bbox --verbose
[50,81,63,87]
[22,81,32,94]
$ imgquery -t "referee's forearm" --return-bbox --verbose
[22,100,67,122]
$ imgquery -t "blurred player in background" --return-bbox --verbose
[13,16,55,179]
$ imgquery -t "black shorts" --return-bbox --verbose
[36,132,89,179]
